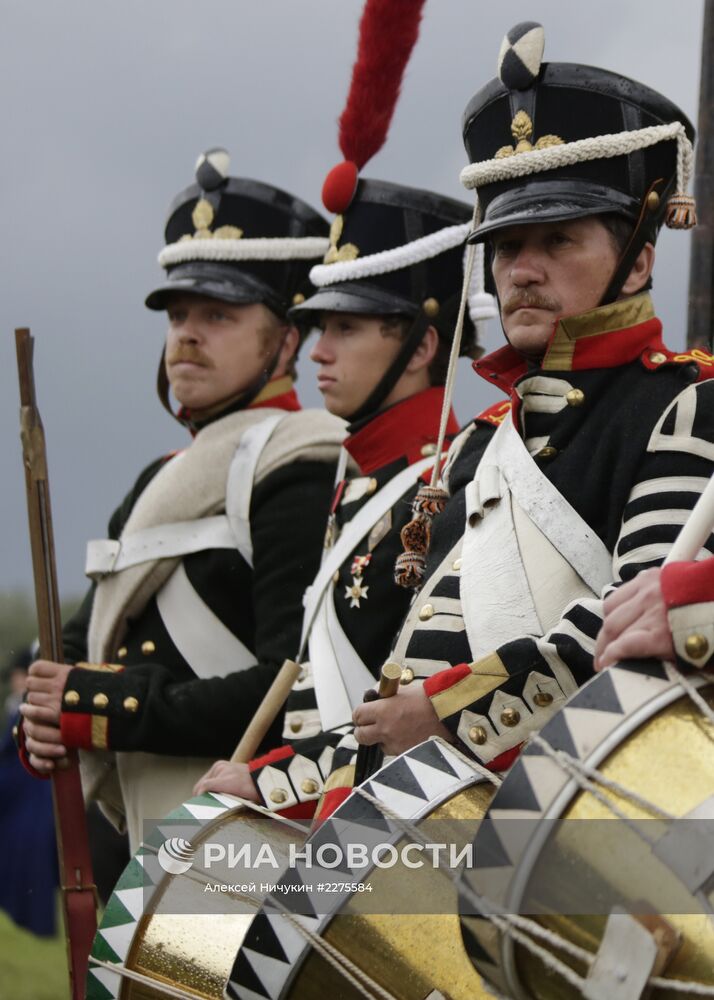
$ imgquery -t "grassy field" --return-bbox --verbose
[0,904,70,1000]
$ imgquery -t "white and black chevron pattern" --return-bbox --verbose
[227,738,484,1000]
[458,661,713,999]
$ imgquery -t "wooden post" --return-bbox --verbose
[687,0,714,349]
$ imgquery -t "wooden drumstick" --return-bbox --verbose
[354,661,403,786]
[230,658,302,763]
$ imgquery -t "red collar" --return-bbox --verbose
[249,375,301,411]
[473,293,664,393]
[344,387,458,474]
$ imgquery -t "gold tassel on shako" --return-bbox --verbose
[394,484,448,589]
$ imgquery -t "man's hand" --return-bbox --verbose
[25,660,73,722]
[594,567,674,671]
[19,660,73,772]
[352,681,452,756]
[193,760,260,802]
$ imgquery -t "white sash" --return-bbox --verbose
[155,562,255,678]
[305,456,435,729]
[461,414,612,660]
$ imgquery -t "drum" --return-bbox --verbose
[459,660,714,1000]
[86,738,495,1000]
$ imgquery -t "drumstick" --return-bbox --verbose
[354,661,403,786]
[230,658,302,763]
[665,471,714,564]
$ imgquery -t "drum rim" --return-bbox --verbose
[459,661,712,1000]
[228,737,486,1000]
[87,791,241,1000]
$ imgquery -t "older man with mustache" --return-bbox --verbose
[313,23,714,817]
[17,150,346,853]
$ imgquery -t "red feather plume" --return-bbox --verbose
[339,0,427,169]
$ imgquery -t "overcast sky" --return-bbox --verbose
[0,0,705,598]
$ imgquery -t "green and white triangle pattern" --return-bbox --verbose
[86,792,233,1000]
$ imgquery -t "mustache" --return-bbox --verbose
[502,290,562,315]
[166,348,212,367]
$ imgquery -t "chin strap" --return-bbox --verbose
[156,330,291,429]
[345,311,431,426]
[599,179,667,306]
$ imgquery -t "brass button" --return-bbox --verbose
[646,190,660,211]
[301,779,319,795]
[289,717,303,733]
[12,725,18,741]
[92,693,109,710]
[123,696,139,713]
[64,690,80,706]
[141,641,156,655]
[418,603,435,621]
[420,442,438,457]
[117,647,128,659]
[649,351,667,365]
[501,707,521,727]
[533,691,553,707]
[452,558,462,571]
[422,297,440,318]
[565,388,585,407]
[537,446,558,460]
[270,788,288,805]
[685,633,709,659]
[468,725,488,745]
[400,667,415,685]
[292,292,306,305]
[332,571,340,584]
[366,478,378,495]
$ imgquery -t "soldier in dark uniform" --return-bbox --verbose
[18,149,346,851]
[316,22,714,817]
[194,171,500,818]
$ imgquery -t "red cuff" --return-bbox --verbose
[661,560,714,609]
[313,786,352,824]
[60,711,94,750]
[486,744,523,773]
[274,801,317,822]
[249,744,295,772]
[15,719,51,780]
[423,663,472,699]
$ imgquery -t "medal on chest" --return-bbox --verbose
[344,553,372,608]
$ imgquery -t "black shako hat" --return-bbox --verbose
[291,176,493,357]
[145,148,329,318]
[461,22,696,247]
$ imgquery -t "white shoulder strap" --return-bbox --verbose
[225,412,288,568]
[300,454,434,652]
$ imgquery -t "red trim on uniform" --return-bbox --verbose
[250,387,302,412]
[570,318,664,371]
[313,786,353,823]
[487,744,523,773]
[275,801,318,821]
[249,744,295,771]
[60,711,95,751]
[423,663,472,699]
[344,387,457,474]
[661,560,714,609]
[15,719,51,780]
[473,314,679,393]
[475,399,511,426]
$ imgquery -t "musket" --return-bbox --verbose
[687,0,714,350]
[15,328,97,1000]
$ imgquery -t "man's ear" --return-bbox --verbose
[405,325,439,374]
[621,241,656,296]
[277,325,301,370]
